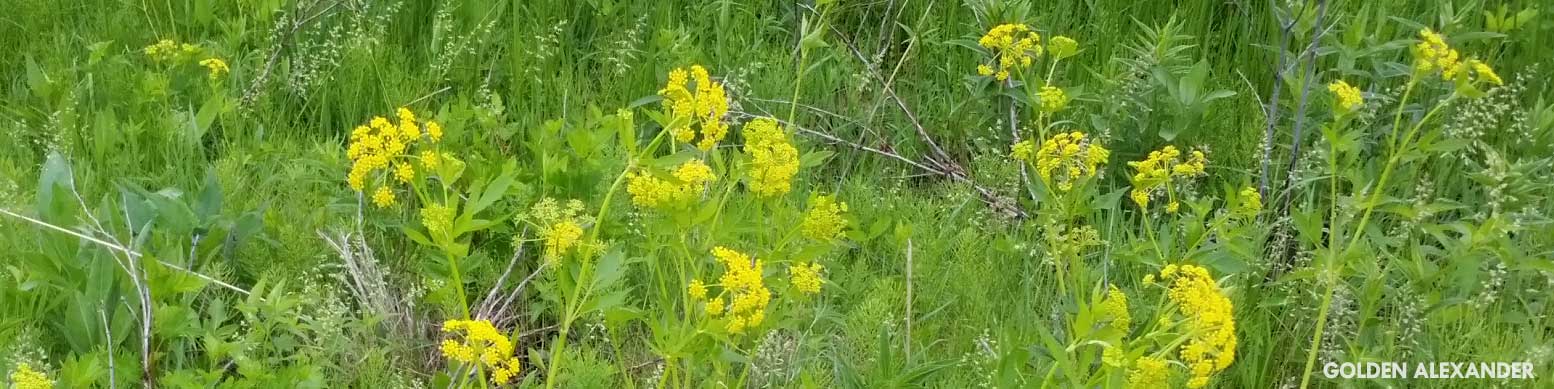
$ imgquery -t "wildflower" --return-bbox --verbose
[709,246,771,335]
[427,121,444,142]
[706,297,726,317]
[1010,140,1036,161]
[1128,145,1206,210]
[345,108,440,207]
[1037,86,1070,112]
[1101,286,1131,331]
[421,203,455,239]
[976,23,1041,81]
[526,198,590,262]
[1102,346,1126,367]
[1327,80,1362,113]
[1166,201,1180,214]
[800,195,848,241]
[440,319,521,386]
[144,39,199,62]
[198,58,229,79]
[688,279,708,300]
[660,65,729,150]
[626,159,716,209]
[1018,131,1109,191]
[9,363,52,389]
[743,117,800,197]
[1234,186,1262,217]
[1049,35,1079,60]
[1468,59,1502,85]
[1411,29,1461,80]
[1126,356,1169,389]
[372,186,396,208]
[789,262,823,295]
[543,219,583,263]
[1157,264,1237,388]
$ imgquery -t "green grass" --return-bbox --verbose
[3,0,1552,388]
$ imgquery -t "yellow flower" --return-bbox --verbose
[1327,80,1362,113]
[421,203,454,239]
[420,150,441,170]
[1049,35,1079,59]
[1411,28,1462,81]
[371,186,396,208]
[688,279,708,300]
[706,297,726,317]
[543,219,583,263]
[800,195,848,241]
[393,163,415,183]
[198,58,229,79]
[1101,286,1130,331]
[1235,186,1262,216]
[660,65,730,150]
[440,320,520,385]
[1010,140,1036,162]
[1468,59,1502,85]
[710,246,771,335]
[1027,131,1109,191]
[9,363,52,389]
[1128,145,1206,210]
[626,159,716,210]
[1126,356,1169,389]
[789,262,823,295]
[1157,264,1238,387]
[427,121,444,142]
[144,39,199,63]
[977,24,1041,81]
[743,117,800,197]
[1037,86,1070,112]
[1102,345,1126,367]
[1166,201,1180,214]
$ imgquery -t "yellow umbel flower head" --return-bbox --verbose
[626,159,716,210]
[144,39,200,63]
[708,246,771,335]
[688,279,708,300]
[743,117,800,197]
[800,194,848,242]
[1155,264,1237,388]
[660,65,730,150]
[1234,186,1262,217]
[440,319,522,385]
[420,203,455,240]
[345,108,442,208]
[9,363,52,389]
[1412,28,1461,80]
[1127,145,1206,211]
[1327,80,1362,114]
[198,58,229,79]
[1017,131,1110,192]
[527,198,590,263]
[1126,356,1169,389]
[977,23,1042,82]
[789,262,824,295]
[1049,35,1079,60]
[1037,86,1070,112]
[1101,286,1131,331]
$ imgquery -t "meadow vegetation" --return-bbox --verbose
[2,0,1552,388]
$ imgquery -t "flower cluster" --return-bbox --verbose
[1327,80,1362,113]
[1126,356,1169,389]
[9,363,51,389]
[976,24,1041,81]
[788,261,823,295]
[702,246,771,335]
[1013,131,1110,191]
[1128,145,1206,212]
[421,203,455,241]
[626,159,716,209]
[198,58,229,79]
[1101,286,1131,331]
[1411,29,1500,85]
[346,108,441,208]
[1234,186,1262,217]
[743,117,800,197]
[527,197,590,263]
[440,319,523,385]
[143,39,200,62]
[660,65,730,150]
[1037,86,1070,112]
[1157,264,1237,388]
[800,194,848,241]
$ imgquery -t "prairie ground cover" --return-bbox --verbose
[2,0,1552,388]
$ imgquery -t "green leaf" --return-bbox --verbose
[37,151,75,219]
